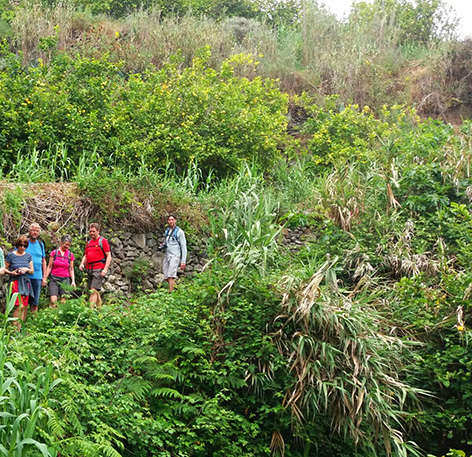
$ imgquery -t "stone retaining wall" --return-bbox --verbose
[0,228,208,300]
[103,230,207,294]
[1,226,310,301]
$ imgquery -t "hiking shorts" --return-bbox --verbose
[49,275,70,297]
[87,269,104,291]
[163,256,180,279]
[12,280,30,307]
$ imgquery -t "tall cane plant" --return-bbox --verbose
[209,163,282,284]
[271,258,426,456]
[0,287,61,457]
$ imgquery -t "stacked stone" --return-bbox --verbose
[0,226,312,302]
[103,230,207,294]
[284,227,309,252]
[0,229,209,302]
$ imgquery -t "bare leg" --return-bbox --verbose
[30,304,38,314]
[50,296,58,308]
[13,306,28,328]
[13,306,21,329]
[167,278,176,292]
[89,289,102,308]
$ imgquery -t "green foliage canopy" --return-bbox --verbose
[0,47,288,177]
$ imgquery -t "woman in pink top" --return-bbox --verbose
[45,235,76,307]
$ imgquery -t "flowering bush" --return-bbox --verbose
[0,48,288,178]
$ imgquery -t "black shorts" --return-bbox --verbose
[87,269,104,291]
[49,275,70,297]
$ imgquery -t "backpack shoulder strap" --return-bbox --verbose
[53,249,72,264]
[98,237,106,258]
[166,227,179,239]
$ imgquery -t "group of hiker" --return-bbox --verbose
[0,215,187,323]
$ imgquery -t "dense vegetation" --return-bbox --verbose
[2,0,472,456]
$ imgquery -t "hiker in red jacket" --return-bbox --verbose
[79,223,112,308]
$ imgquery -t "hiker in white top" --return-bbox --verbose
[161,214,187,292]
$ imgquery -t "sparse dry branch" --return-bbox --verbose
[0,182,94,240]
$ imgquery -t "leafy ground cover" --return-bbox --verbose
[3,125,472,455]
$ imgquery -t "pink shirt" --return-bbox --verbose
[50,249,75,277]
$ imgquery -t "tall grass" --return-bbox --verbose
[0,287,60,456]
[8,145,80,183]
[7,1,454,108]
[11,0,80,64]
[208,163,282,281]
[273,259,426,457]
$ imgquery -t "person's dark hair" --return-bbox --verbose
[89,223,101,231]
[167,214,176,220]
[15,236,29,248]
[61,234,72,243]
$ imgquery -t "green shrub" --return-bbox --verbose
[301,95,400,168]
[0,48,288,178]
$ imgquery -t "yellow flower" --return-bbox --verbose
[457,325,465,332]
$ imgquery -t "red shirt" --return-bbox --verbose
[85,237,110,270]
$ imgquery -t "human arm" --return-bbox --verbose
[69,260,76,287]
[5,258,34,276]
[101,251,112,277]
[79,254,86,271]
[41,255,47,286]
[0,250,5,275]
[44,255,54,282]
[26,260,34,275]
[179,230,187,269]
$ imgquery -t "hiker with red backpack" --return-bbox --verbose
[44,234,76,308]
[79,223,112,307]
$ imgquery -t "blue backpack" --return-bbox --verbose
[164,227,182,255]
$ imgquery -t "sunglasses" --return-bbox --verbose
[18,244,28,247]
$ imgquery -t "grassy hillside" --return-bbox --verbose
[2,114,472,455]
[1,0,472,117]
[2,0,472,456]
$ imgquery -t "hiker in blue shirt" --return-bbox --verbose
[161,214,187,292]
[25,223,47,313]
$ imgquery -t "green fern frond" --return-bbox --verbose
[120,377,152,400]
[181,346,206,356]
[99,444,123,457]
[46,409,65,438]
[150,387,183,399]
[133,355,158,365]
